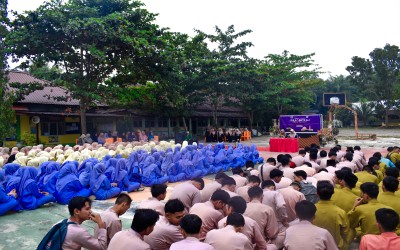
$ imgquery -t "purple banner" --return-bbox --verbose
[279,115,322,132]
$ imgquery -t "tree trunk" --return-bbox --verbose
[248,111,254,131]
[212,102,218,127]
[79,98,87,134]
[182,117,188,132]
[385,108,389,125]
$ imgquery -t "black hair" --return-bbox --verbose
[227,196,247,214]
[295,200,316,220]
[372,152,382,159]
[343,172,358,189]
[335,170,346,180]
[382,176,399,193]
[277,154,284,163]
[270,169,283,179]
[248,175,261,184]
[375,208,399,232]
[328,151,337,157]
[362,165,373,173]
[192,178,205,190]
[210,189,230,204]
[354,146,361,151]
[290,181,302,190]
[68,196,91,216]
[346,147,354,153]
[303,162,312,168]
[248,186,263,199]
[385,167,400,178]
[261,180,275,189]
[319,150,327,158]
[318,168,328,173]
[131,209,159,232]
[226,212,245,227]
[309,152,318,161]
[344,152,353,162]
[310,148,319,155]
[326,159,336,167]
[215,172,228,180]
[304,146,310,153]
[316,181,334,200]
[151,184,168,197]
[266,157,276,165]
[299,149,306,155]
[232,167,244,175]
[115,192,133,205]
[164,199,185,214]
[360,182,379,199]
[221,177,236,186]
[387,147,394,152]
[294,170,307,180]
[246,161,255,168]
[280,156,290,166]
[180,214,202,234]
[285,154,292,159]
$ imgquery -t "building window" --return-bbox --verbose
[133,119,142,128]
[145,119,155,128]
[41,122,65,136]
[158,119,168,128]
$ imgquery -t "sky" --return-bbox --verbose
[7,0,400,79]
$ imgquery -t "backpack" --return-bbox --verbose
[37,219,76,250]
[300,182,319,204]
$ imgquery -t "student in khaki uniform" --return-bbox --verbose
[331,170,359,213]
[314,181,351,250]
[377,176,400,213]
[355,165,379,184]
[236,175,261,202]
[348,182,394,237]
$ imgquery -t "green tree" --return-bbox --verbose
[8,0,162,133]
[260,51,322,116]
[195,25,254,127]
[353,99,375,126]
[346,44,400,124]
[0,0,16,145]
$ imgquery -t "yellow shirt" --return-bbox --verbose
[331,187,359,213]
[374,170,384,183]
[348,199,393,237]
[377,192,400,213]
[378,162,387,172]
[315,200,351,250]
[355,171,379,184]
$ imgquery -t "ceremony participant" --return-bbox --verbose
[348,182,393,236]
[287,129,298,138]
[144,199,185,249]
[284,200,338,250]
[94,193,132,245]
[279,156,295,181]
[336,153,357,172]
[189,189,230,240]
[16,167,55,210]
[293,170,318,203]
[137,184,167,215]
[220,177,239,197]
[244,186,279,243]
[0,169,18,216]
[278,183,306,222]
[205,213,253,250]
[377,176,400,213]
[359,208,400,250]
[259,157,277,181]
[218,196,268,250]
[331,170,359,213]
[111,159,140,192]
[231,167,248,189]
[291,150,306,167]
[108,209,159,250]
[38,162,59,194]
[355,165,379,184]
[90,163,121,200]
[55,162,91,205]
[236,175,261,202]
[201,172,227,202]
[261,180,289,230]
[170,214,214,250]
[293,162,316,177]
[62,196,107,250]
[314,181,351,250]
[309,152,321,171]
[169,178,204,212]
[318,150,329,169]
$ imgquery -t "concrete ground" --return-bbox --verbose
[1,127,398,249]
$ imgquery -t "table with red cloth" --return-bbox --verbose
[269,138,299,152]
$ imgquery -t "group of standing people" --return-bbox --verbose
[204,127,250,143]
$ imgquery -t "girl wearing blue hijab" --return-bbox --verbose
[111,159,140,192]
[0,169,19,216]
[141,163,168,187]
[6,168,22,193]
[55,162,91,205]
[16,167,55,210]
[90,163,120,200]
[78,162,94,188]
[162,152,185,183]
[38,162,60,194]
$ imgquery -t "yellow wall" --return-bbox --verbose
[6,114,79,146]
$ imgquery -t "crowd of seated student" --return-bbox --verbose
[204,127,250,143]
